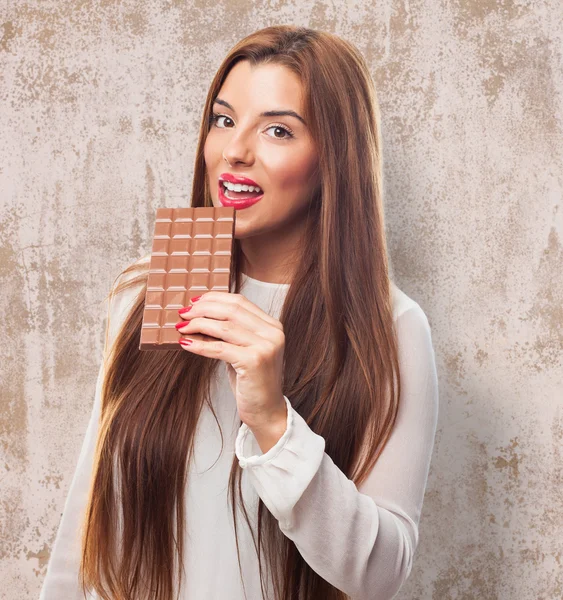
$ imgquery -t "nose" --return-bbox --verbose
[222,128,255,166]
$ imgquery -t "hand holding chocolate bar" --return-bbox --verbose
[176,291,287,430]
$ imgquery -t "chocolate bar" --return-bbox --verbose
[139,206,236,350]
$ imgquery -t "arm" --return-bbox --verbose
[39,360,105,600]
[39,271,141,600]
[235,304,439,600]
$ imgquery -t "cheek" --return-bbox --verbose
[204,132,223,162]
[271,154,318,199]
[203,137,213,166]
[265,168,317,222]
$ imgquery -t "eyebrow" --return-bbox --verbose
[212,97,307,126]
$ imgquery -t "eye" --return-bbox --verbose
[265,124,295,140]
[209,113,295,140]
[209,113,234,128]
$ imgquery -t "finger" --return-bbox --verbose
[178,336,255,364]
[178,332,216,344]
[188,292,283,331]
[180,299,283,343]
[177,316,264,348]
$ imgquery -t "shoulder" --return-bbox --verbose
[390,280,428,323]
[389,280,435,354]
[136,252,152,266]
[390,281,437,381]
[125,252,151,277]
[105,254,151,351]
[113,253,151,289]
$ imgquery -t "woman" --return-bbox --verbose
[40,25,439,600]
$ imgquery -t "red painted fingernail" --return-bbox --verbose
[179,338,193,346]
[175,321,187,330]
[190,295,202,303]
[179,306,192,315]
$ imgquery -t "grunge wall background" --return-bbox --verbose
[1,1,561,598]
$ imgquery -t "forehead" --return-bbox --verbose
[216,61,304,113]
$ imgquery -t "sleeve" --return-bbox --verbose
[234,304,439,600]
[39,277,139,600]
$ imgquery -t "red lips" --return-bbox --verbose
[219,172,262,189]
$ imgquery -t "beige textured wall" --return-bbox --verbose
[1,1,561,598]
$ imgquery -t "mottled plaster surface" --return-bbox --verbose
[1,1,561,598]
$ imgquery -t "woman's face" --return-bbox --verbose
[204,60,319,244]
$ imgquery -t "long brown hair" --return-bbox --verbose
[79,25,401,600]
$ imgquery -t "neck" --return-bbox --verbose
[239,225,304,285]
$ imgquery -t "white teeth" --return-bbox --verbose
[222,181,262,193]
